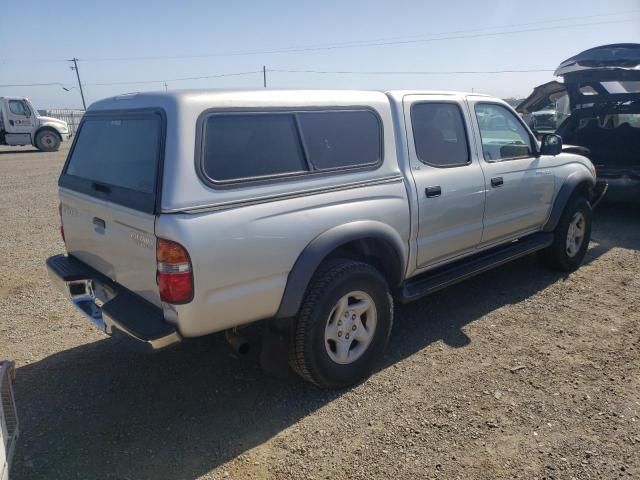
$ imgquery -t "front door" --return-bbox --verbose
[467,100,556,246]
[2,99,36,135]
[403,95,486,269]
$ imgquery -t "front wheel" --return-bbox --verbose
[289,260,393,389]
[35,130,61,152]
[538,196,592,272]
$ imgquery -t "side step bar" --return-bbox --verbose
[398,232,553,303]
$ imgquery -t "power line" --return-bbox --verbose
[227,9,640,53]
[76,17,638,62]
[0,67,555,89]
[270,68,555,75]
[2,12,636,65]
[0,82,69,88]
[83,70,262,87]
[0,71,261,89]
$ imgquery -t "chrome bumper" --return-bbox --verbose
[46,254,182,350]
[0,361,18,480]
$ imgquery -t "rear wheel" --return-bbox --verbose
[289,259,393,389]
[35,129,61,152]
[538,196,592,272]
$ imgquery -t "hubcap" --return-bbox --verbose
[566,212,586,258]
[42,133,55,146]
[324,291,377,365]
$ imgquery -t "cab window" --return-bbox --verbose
[475,104,534,161]
[8,100,28,116]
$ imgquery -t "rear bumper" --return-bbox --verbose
[46,254,182,350]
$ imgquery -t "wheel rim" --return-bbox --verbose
[41,133,55,147]
[324,290,377,365]
[566,211,586,258]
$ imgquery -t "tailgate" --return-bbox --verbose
[58,109,164,306]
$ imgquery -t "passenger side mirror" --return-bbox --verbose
[539,134,562,156]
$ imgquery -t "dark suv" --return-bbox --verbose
[519,44,640,202]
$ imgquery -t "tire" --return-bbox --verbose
[35,129,61,152]
[538,195,592,272]
[289,259,393,389]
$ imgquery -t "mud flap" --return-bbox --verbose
[260,320,291,380]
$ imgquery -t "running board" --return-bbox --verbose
[398,233,553,303]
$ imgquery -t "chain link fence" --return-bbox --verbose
[39,109,84,136]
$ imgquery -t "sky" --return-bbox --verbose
[1,0,639,110]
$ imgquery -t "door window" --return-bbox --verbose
[475,104,534,161]
[411,103,470,167]
[8,100,28,116]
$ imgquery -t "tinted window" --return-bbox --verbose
[66,115,161,193]
[8,101,27,116]
[298,111,381,169]
[203,114,306,182]
[475,104,533,161]
[201,110,382,183]
[411,103,469,167]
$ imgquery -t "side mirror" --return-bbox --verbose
[540,133,562,156]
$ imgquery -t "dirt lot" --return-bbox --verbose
[0,143,638,480]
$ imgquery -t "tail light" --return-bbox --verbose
[156,239,193,304]
[58,203,65,243]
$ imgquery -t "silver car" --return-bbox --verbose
[47,89,606,388]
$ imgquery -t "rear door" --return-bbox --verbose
[403,94,486,268]
[59,110,164,306]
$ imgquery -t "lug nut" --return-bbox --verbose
[352,314,356,320]
[352,325,356,331]
[338,331,342,337]
[338,320,342,326]
[345,333,350,340]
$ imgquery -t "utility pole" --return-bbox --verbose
[164,81,168,91]
[69,58,87,110]
[263,65,267,88]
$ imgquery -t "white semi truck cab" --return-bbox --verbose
[0,97,70,152]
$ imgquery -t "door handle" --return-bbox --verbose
[425,186,442,198]
[491,177,504,187]
[92,217,106,229]
[92,182,111,194]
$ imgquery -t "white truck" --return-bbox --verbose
[0,97,70,152]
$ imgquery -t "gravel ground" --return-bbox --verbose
[1,144,638,480]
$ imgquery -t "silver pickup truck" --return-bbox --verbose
[46,89,606,388]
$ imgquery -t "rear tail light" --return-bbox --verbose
[156,239,193,304]
[58,203,65,243]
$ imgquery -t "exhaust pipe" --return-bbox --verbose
[225,329,250,355]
